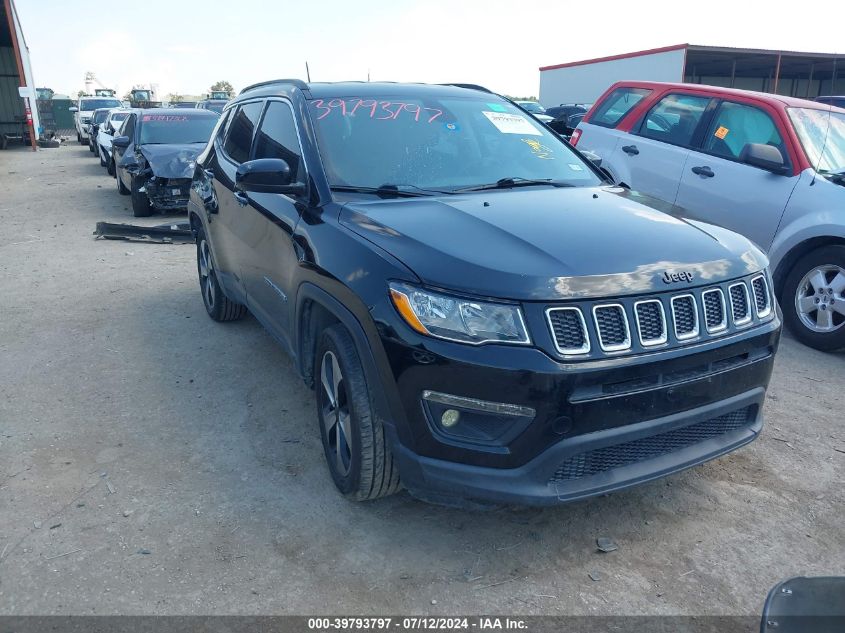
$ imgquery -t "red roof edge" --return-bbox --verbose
[539,44,689,72]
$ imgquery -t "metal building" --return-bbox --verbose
[1,0,38,150]
[539,43,845,108]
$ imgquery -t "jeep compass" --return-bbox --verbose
[187,80,781,506]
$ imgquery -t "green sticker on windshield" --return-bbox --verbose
[487,103,508,112]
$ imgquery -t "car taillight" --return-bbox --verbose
[570,128,582,146]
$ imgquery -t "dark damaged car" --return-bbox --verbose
[188,81,782,507]
[112,108,218,217]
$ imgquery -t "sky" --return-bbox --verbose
[15,0,845,100]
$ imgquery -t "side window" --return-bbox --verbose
[253,101,305,182]
[214,109,232,145]
[703,101,787,165]
[638,93,710,147]
[590,87,652,128]
[223,101,263,163]
[121,114,135,139]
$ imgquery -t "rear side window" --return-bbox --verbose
[590,87,651,127]
[254,101,304,182]
[223,101,263,163]
[703,101,787,165]
[638,93,710,147]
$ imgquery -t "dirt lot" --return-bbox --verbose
[0,145,842,616]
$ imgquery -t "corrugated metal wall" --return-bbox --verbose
[0,45,24,137]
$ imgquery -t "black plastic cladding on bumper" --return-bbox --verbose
[550,405,754,481]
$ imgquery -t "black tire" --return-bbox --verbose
[78,134,86,145]
[130,177,154,217]
[116,170,129,194]
[76,131,81,143]
[107,156,116,176]
[195,225,246,322]
[99,146,107,167]
[88,136,96,153]
[781,245,845,352]
[315,324,401,501]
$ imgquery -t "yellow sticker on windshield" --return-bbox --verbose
[715,126,729,139]
[521,137,555,159]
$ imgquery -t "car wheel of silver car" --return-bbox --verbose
[195,225,246,322]
[783,245,845,351]
[315,324,401,501]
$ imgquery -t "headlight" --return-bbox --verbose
[389,282,530,345]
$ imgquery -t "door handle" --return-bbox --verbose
[233,190,249,206]
[691,166,715,178]
[621,145,639,156]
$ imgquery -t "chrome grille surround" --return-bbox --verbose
[546,307,590,355]
[751,275,772,318]
[702,288,728,334]
[633,299,667,347]
[728,282,752,327]
[592,304,631,352]
[670,294,699,340]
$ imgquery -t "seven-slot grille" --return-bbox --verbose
[593,304,630,351]
[546,275,773,356]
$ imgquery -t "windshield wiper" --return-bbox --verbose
[330,183,451,198]
[454,177,575,193]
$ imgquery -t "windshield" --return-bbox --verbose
[518,102,546,114]
[788,107,845,173]
[92,110,110,124]
[80,98,121,110]
[138,114,217,145]
[309,95,602,191]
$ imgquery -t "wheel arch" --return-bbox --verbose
[772,235,845,299]
[294,283,400,437]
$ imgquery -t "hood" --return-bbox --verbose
[339,186,768,301]
[139,143,205,179]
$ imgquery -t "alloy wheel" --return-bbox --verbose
[320,350,352,476]
[198,239,216,310]
[795,264,845,333]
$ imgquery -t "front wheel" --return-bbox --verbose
[116,170,129,194]
[315,325,401,501]
[130,177,153,217]
[195,225,246,322]
[98,147,107,167]
[782,245,845,351]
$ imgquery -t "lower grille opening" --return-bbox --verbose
[549,406,755,482]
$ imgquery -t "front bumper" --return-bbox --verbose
[392,388,763,506]
[144,178,191,211]
[378,306,779,506]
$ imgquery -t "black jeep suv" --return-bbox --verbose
[187,80,781,506]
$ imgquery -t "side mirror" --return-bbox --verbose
[112,136,130,149]
[740,143,788,174]
[236,158,306,195]
[69,106,78,113]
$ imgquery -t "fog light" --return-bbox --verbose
[421,390,536,444]
[441,409,461,428]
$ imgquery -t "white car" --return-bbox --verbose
[69,96,122,144]
[96,109,132,173]
[573,81,845,351]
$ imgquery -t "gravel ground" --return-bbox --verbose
[0,144,842,616]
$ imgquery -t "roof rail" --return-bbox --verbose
[239,78,310,95]
[441,83,494,94]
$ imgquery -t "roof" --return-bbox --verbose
[239,80,499,100]
[607,81,845,111]
[540,43,845,72]
[137,107,218,116]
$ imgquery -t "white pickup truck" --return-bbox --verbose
[70,96,122,144]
